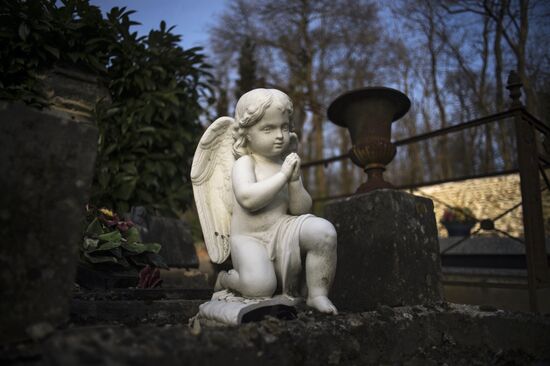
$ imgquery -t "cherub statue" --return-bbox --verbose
[191,88,337,318]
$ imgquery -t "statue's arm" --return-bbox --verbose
[232,156,288,212]
[288,178,312,215]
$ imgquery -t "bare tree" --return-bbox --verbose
[209,0,384,197]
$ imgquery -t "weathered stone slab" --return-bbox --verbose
[324,189,442,311]
[0,102,98,343]
[128,207,199,268]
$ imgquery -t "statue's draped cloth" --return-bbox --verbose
[247,214,313,296]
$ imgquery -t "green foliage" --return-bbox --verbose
[80,207,167,269]
[92,19,212,217]
[0,0,213,216]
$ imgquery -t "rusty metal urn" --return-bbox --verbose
[327,87,411,193]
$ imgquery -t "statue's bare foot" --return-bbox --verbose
[214,270,227,291]
[307,296,338,315]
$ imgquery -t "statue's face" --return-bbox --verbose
[247,104,290,158]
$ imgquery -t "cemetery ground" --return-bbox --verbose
[1,293,549,365]
[1,251,549,365]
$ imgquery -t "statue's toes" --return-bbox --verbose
[214,270,227,291]
[307,296,338,315]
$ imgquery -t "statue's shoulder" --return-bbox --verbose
[233,155,254,171]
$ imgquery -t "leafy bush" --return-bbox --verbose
[92,20,212,216]
[0,0,213,216]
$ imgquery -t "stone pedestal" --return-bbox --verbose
[324,190,442,311]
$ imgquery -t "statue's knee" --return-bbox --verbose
[240,270,277,297]
[316,221,337,251]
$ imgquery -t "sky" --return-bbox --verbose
[90,0,227,50]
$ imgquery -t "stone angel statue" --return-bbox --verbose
[191,89,337,323]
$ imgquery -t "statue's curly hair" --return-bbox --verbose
[232,89,294,158]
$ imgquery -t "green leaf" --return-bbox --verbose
[121,162,137,174]
[106,107,121,117]
[102,143,118,156]
[18,23,30,40]
[126,227,141,244]
[122,242,146,253]
[83,252,118,264]
[87,240,121,253]
[122,241,161,254]
[98,230,122,243]
[83,237,99,250]
[113,177,137,200]
[43,45,59,59]
[85,218,104,236]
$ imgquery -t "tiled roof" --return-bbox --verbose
[409,170,550,238]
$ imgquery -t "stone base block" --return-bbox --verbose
[196,290,299,325]
[324,190,442,311]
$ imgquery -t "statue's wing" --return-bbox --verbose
[191,117,236,263]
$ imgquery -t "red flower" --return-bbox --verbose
[116,220,134,232]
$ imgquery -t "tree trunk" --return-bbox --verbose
[493,0,513,169]
[426,4,450,179]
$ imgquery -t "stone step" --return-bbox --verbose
[70,298,205,325]
[73,287,213,301]
[4,303,549,365]
[71,288,213,325]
